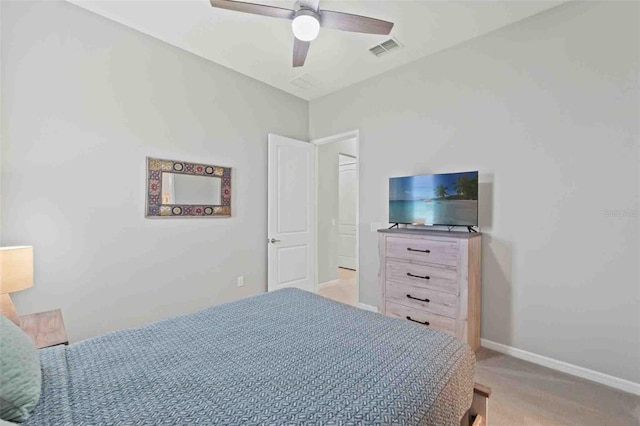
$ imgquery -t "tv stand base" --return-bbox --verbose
[445,225,478,233]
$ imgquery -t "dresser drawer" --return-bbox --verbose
[386,301,456,335]
[386,281,458,318]
[386,236,458,266]
[386,259,458,294]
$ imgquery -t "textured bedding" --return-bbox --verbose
[26,288,474,425]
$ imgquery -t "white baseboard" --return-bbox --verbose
[316,279,340,289]
[481,338,640,396]
[357,303,378,313]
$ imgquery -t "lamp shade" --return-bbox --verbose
[0,246,34,294]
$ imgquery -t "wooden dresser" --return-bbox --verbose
[378,229,481,350]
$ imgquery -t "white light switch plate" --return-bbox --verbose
[237,276,244,287]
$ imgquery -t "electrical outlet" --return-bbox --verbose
[237,276,245,287]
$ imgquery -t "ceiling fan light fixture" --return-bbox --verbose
[292,9,320,42]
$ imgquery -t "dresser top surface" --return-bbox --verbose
[378,228,482,239]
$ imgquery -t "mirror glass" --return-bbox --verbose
[161,172,221,205]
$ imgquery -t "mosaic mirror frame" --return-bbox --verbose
[145,157,231,218]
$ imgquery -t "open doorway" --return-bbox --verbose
[313,132,359,307]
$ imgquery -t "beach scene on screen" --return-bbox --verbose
[389,171,478,226]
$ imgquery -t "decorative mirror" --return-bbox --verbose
[146,157,231,218]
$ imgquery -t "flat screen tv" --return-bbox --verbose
[389,171,478,226]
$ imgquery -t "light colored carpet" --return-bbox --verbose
[476,347,640,425]
[317,277,640,425]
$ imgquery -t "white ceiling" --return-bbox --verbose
[67,0,567,100]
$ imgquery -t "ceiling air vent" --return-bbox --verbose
[290,73,322,90]
[369,37,403,57]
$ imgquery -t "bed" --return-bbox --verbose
[24,288,481,425]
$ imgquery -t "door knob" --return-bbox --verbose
[268,238,281,244]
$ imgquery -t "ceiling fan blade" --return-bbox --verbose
[319,10,394,35]
[210,0,295,20]
[293,38,310,67]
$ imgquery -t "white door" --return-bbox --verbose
[268,134,315,292]
[338,156,357,270]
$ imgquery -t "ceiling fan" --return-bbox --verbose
[210,0,394,67]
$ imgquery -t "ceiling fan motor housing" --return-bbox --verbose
[292,8,320,41]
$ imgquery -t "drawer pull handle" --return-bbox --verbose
[407,294,430,303]
[406,316,430,326]
[407,272,430,280]
[407,248,430,253]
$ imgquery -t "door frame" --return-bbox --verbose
[311,129,360,304]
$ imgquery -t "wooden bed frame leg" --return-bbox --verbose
[461,383,491,426]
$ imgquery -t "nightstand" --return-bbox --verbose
[19,309,69,349]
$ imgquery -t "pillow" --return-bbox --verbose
[0,316,41,423]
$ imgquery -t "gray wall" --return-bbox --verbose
[0,1,3,244]
[310,1,639,383]
[317,138,356,283]
[1,1,308,342]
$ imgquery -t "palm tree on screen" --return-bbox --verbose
[435,185,448,198]
[455,176,470,197]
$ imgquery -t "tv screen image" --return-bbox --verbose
[389,171,478,226]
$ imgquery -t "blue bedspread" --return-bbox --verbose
[26,289,474,425]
